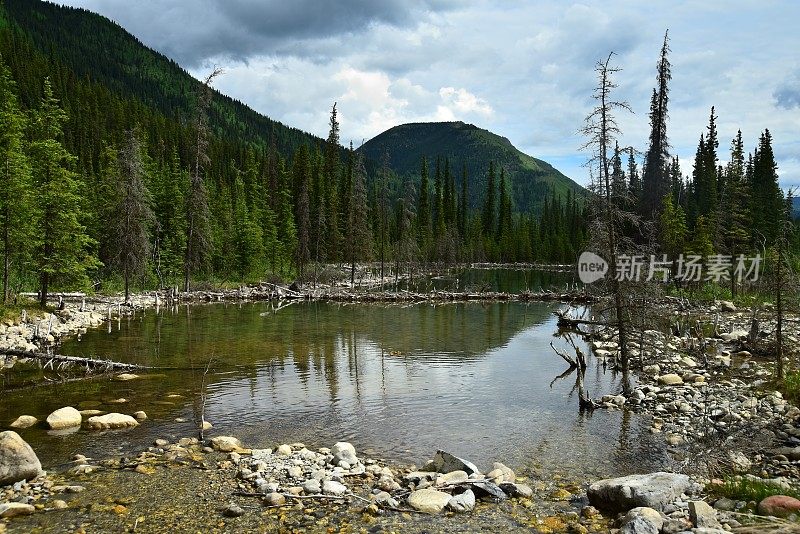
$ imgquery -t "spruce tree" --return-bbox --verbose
[641,30,672,219]
[29,78,97,307]
[433,156,445,238]
[184,68,220,291]
[458,163,468,237]
[611,141,626,206]
[416,156,431,253]
[347,150,372,285]
[751,129,782,244]
[294,144,311,277]
[717,131,749,293]
[482,161,496,239]
[323,103,340,262]
[111,129,155,301]
[0,59,32,302]
[627,148,641,204]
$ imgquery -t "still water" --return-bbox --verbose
[1,300,665,478]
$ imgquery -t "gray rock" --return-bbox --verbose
[287,466,303,479]
[330,442,358,465]
[46,407,82,429]
[0,502,35,518]
[407,488,452,513]
[302,479,321,494]
[223,503,245,517]
[620,507,664,533]
[435,470,469,486]
[620,517,659,534]
[587,472,692,513]
[447,489,476,513]
[404,471,436,484]
[689,500,721,529]
[263,492,285,506]
[499,482,533,498]
[469,480,507,501]
[0,431,43,486]
[322,480,347,496]
[712,498,737,511]
[373,491,399,508]
[660,517,692,534]
[430,450,480,475]
[769,446,800,461]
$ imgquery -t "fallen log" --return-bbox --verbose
[1,349,150,371]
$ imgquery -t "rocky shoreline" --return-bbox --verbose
[3,293,800,532]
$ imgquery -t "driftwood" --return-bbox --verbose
[1,349,149,371]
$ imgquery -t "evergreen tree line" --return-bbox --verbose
[0,43,587,306]
[604,30,793,282]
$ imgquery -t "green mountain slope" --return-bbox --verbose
[0,0,322,155]
[359,121,584,213]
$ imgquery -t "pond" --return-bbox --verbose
[393,265,579,293]
[0,300,666,480]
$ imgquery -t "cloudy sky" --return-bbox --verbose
[59,0,799,188]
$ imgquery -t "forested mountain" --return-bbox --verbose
[360,121,583,214]
[0,0,321,154]
[0,0,586,303]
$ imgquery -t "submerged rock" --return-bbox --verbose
[588,472,692,513]
[86,413,139,430]
[46,406,82,429]
[0,431,43,486]
[115,373,139,381]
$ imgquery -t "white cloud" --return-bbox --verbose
[63,0,800,189]
[438,87,493,118]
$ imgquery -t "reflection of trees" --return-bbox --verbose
[60,301,555,408]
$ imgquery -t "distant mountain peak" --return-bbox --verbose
[359,121,583,213]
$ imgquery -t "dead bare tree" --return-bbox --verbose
[184,67,223,292]
[578,52,642,394]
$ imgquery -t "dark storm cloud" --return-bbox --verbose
[60,0,453,67]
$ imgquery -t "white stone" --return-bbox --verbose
[86,413,139,430]
[408,488,452,513]
[46,407,82,430]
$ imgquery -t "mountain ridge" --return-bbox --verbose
[359,120,583,214]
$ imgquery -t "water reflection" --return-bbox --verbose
[0,300,666,479]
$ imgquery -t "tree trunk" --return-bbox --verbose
[777,239,784,379]
[39,271,48,309]
[2,220,8,305]
[124,265,130,303]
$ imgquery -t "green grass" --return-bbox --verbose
[711,477,800,504]
[0,296,44,323]
[781,371,800,406]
